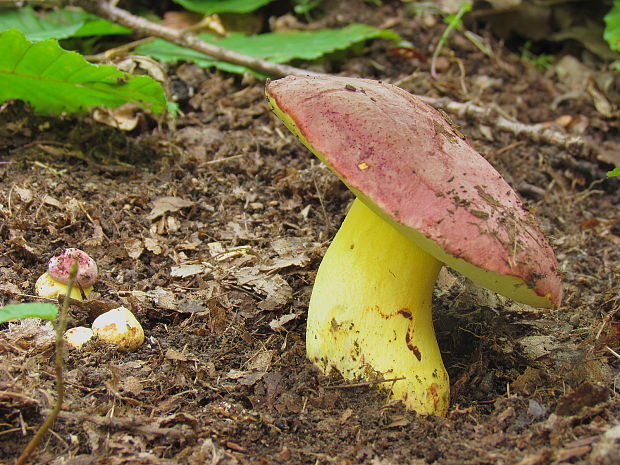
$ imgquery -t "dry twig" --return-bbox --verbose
[45,409,195,441]
[66,0,325,78]
[322,377,406,389]
[418,96,585,151]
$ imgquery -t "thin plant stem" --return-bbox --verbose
[14,263,78,465]
[431,2,472,79]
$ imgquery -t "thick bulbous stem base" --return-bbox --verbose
[306,198,449,416]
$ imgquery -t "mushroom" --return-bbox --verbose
[265,76,562,416]
[64,326,94,349]
[48,248,98,289]
[35,248,98,301]
[92,306,144,351]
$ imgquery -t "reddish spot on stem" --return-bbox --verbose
[398,308,412,319]
[428,383,440,409]
[405,329,422,361]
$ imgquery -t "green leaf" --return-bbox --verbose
[294,0,323,16]
[172,0,275,14]
[604,0,620,51]
[73,18,133,38]
[0,28,167,115]
[136,24,400,76]
[0,303,58,323]
[607,166,620,177]
[0,7,131,41]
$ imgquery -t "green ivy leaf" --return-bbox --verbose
[172,0,275,14]
[607,166,620,177]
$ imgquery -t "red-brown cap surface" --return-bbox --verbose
[48,248,98,288]
[266,76,562,308]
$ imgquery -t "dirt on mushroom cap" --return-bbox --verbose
[47,248,98,288]
[266,76,562,308]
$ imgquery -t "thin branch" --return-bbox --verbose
[607,346,620,360]
[67,0,325,78]
[45,409,194,441]
[417,96,585,151]
[322,377,406,389]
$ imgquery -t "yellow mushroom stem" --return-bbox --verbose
[306,198,450,416]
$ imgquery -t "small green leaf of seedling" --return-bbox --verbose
[0,303,58,323]
[521,41,555,71]
[604,0,620,68]
[294,0,323,17]
[431,2,472,77]
[443,2,472,29]
[607,166,620,177]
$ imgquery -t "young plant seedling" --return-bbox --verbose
[13,262,78,465]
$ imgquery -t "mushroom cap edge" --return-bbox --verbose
[265,75,563,308]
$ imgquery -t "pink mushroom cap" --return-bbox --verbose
[266,76,562,308]
[48,248,98,288]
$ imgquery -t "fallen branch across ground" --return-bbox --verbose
[418,96,585,152]
[67,0,325,78]
[63,1,585,152]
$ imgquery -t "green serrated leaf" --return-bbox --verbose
[0,28,167,115]
[604,0,620,51]
[0,7,131,41]
[0,303,58,323]
[136,24,400,76]
[172,0,275,14]
[607,166,620,177]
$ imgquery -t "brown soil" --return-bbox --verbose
[1,2,619,464]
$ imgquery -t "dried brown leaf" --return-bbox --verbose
[147,196,194,221]
[269,312,300,331]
